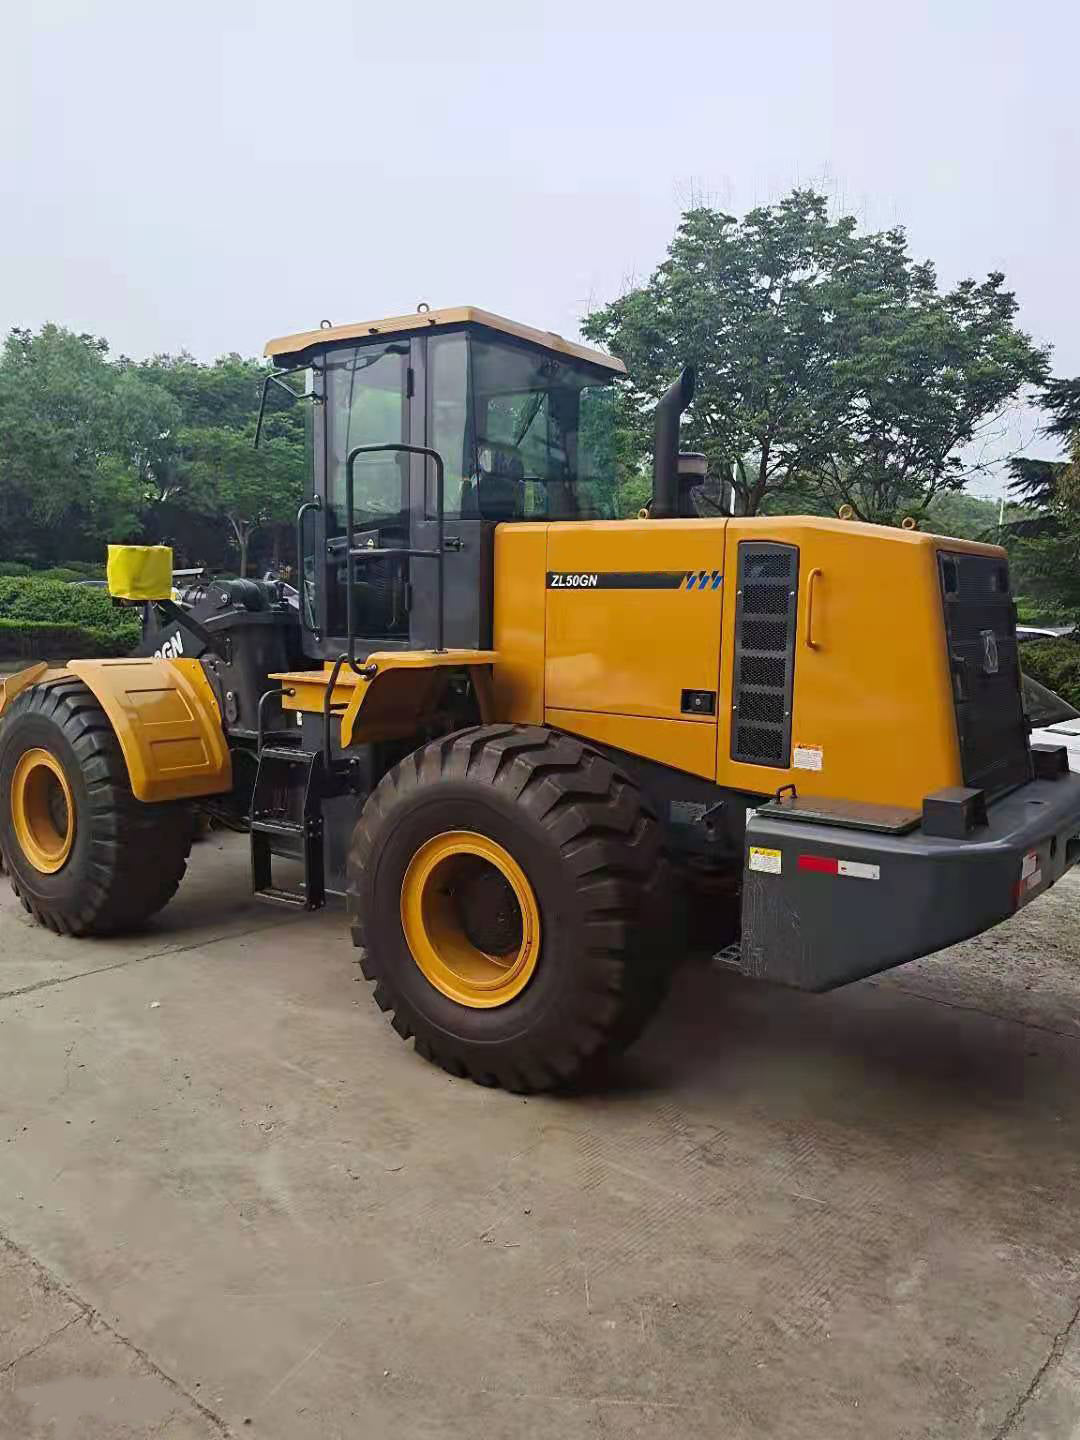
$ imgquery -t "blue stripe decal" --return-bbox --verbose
[681,570,723,592]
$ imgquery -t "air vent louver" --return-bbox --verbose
[731,543,798,767]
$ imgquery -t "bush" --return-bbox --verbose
[1020,637,1080,711]
[0,577,139,639]
[34,567,88,584]
[58,560,107,578]
[0,618,139,660]
[0,562,31,577]
[0,579,141,660]
[1015,596,1053,625]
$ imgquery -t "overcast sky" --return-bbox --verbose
[2,0,1077,487]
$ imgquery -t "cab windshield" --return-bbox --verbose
[428,332,618,519]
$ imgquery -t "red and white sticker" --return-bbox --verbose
[798,855,880,880]
[1020,849,1042,895]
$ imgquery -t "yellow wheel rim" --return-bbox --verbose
[400,830,541,1008]
[10,747,75,874]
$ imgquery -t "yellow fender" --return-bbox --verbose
[0,657,232,804]
[0,661,53,714]
[269,649,497,749]
[338,651,498,748]
[64,657,232,803]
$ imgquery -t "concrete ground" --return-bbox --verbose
[2,837,1080,1439]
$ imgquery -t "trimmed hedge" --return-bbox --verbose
[0,578,140,659]
[34,567,89,584]
[0,563,108,581]
[1020,637,1080,712]
[55,561,107,578]
[0,577,133,631]
[0,618,139,660]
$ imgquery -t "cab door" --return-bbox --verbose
[410,330,495,650]
[313,339,413,657]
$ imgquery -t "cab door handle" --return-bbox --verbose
[804,568,823,649]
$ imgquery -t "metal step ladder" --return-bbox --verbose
[250,745,326,910]
[712,941,744,973]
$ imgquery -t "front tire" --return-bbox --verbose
[0,678,192,936]
[348,725,672,1092]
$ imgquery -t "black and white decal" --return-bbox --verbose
[548,572,600,588]
[546,571,693,590]
[154,630,185,660]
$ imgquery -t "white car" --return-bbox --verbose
[1025,674,1080,772]
[1017,625,1066,642]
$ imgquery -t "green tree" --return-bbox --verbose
[0,325,179,560]
[583,190,1049,522]
[131,353,307,571]
[1007,379,1080,512]
[130,353,278,512]
[136,351,267,430]
[0,326,307,574]
[922,490,1001,540]
[180,425,304,576]
[1003,376,1080,622]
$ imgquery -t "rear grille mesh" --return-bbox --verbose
[731,543,798,766]
[738,654,786,689]
[939,550,1031,795]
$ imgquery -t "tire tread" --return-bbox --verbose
[348,724,671,1093]
[1,678,192,936]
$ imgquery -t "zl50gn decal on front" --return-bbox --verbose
[548,572,600,588]
[546,571,720,591]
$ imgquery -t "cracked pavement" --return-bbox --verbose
[2,832,1080,1437]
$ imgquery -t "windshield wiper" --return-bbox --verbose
[513,391,547,446]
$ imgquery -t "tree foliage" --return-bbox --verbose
[0,326,306,575]
[1020,637,1080,711]
[180,424,304,577]
[0,326,179,558]
[1000,374,1080,622]
[1039,377,1080,443]
[584,190,1049,522]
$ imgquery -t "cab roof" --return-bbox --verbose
[263,306,626,375]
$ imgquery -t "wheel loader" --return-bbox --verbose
[2,305,1079,1092]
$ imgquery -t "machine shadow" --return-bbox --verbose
[586,948,1078,1121]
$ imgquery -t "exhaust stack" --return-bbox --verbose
[651,365,696,518]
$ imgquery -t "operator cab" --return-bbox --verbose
[264,307,625,662]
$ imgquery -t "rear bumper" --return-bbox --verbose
[738,775,1080,991]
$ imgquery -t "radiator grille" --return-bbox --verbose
[731,543,798,766]
[939,550,1031,795]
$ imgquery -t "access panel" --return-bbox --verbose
[716,516,967,810]
[544,520,727,778]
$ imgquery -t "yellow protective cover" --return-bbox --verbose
[107,545,173,601]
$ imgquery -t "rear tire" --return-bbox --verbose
[348,725,673,1092]
[0,678,193,936]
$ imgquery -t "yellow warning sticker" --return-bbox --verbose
[749,846,782,875]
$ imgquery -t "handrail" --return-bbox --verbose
[256,685,295,754]
[804,567,823,650]
[344,442,447,672]
[322,654,347,769]
[295,495,322,635]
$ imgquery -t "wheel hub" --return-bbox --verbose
[458,864,524,956]
[399,831,541,1009]
[10,748,75,874]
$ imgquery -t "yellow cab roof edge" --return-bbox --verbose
[263,306,627,375]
